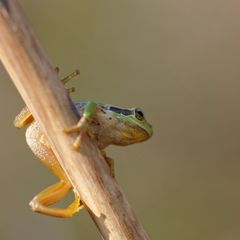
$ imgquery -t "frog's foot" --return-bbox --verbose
[64,101,97,151]
[61,69,80,85]
[62,69,79,94]
[29,181,83,218]
[64,115,92,150]
[55,68,80,93]
[66,87,76,94]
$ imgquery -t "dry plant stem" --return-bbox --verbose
[0,1,150,240]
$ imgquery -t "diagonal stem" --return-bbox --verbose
[0,1,150,239]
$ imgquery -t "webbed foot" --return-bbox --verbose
[29,181,83,218]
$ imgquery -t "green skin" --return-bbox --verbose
[75,101,153,150]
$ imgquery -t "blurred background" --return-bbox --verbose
[1,0,240,239]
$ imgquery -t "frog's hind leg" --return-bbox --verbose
[29,181,83,218]
[26,124,83,218]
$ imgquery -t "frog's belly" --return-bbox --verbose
[25,121,63,174]
[25,121,51,155]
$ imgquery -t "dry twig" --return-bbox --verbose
[0,1,150,239]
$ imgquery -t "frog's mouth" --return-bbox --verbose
[121,122,152,144]
[124,115,153,138]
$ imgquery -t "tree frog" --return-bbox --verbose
[14,70,153,218]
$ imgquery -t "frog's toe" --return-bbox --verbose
[66,87,76,94]
[64,125,81,133]
[73,135,81,151]
[61,69,80,84]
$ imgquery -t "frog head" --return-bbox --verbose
[115,108,153,145]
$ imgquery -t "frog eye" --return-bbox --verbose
[134,109,144,121]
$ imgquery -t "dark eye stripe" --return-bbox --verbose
[109,106,122,114]
[121,109,132,115]
[109,106,133,116]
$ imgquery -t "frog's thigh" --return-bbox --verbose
[26,123,68,181]
[26,125,84,217]
[30,181,83,218]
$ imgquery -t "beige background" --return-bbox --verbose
[1,0,240,239]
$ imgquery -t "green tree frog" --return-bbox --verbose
[14,70,153,218]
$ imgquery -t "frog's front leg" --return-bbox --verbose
[65,101,98,150]
[101,150,115,178]
[64,102,115,177]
